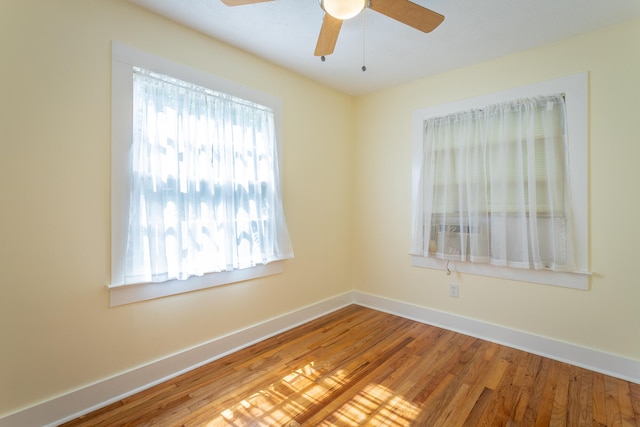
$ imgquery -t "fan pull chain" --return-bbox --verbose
[361,9,367,72]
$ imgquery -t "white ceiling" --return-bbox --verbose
[129,0,640,95]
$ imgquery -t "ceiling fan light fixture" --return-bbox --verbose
[319,0,366,20]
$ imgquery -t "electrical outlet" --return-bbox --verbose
[449,283,459,298]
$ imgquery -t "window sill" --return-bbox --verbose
[411,256,589,290]
[108,262,284,307]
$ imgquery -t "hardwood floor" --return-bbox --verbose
[62,305,640,426]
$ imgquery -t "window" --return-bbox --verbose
[110,42,293,306]
[411,73,589,289]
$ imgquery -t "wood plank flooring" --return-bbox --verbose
[61,305,640,426]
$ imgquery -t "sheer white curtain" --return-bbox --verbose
[412,94,576,272]
[125,69,293,284]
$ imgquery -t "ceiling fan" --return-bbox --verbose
[220,0,444,58]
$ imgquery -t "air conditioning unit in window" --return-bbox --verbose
[429,222,485,257]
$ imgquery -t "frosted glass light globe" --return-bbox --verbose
[319,0,366,20]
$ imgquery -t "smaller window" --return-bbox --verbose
[411,73,589,289]
[110,42,293,305]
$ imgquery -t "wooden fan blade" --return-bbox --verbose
[314,13,343,57]
[220,0,272,6]
[369,0,444,33]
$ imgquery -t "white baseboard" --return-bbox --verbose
[0,293,353,427]
[352,291,640,385]
[3,290,638,427]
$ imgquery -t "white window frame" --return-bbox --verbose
[110,41,286,306]
[411,73,590,289]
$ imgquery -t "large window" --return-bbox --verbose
[110,42,293,305]
[411,74,589,289]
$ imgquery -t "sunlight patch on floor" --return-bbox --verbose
[318,383,420,426]
[204,361,418,426]
[204,360,345,426]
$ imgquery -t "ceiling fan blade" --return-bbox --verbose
[314,13,343,57]
[369,0,444,33]
[220,0,272,5]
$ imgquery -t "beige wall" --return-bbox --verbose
[353,19,640,361]
[1,0,639,418]
[0,0,354,415]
